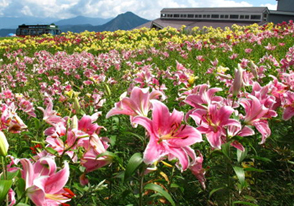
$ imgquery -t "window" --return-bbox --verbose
[167,14,173,17]
[240,15,250,19]
[263,13,267,21]
[180,14,187,18]
[230,14,239,19]
[220,15,229,19]
[251,15,261,20]
[174,14,179,18]
[211,14,219,18]
[161,14,166,17]
[188,14,194,18]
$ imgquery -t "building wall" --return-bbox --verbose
[277,0,294,12]
[268,14,294,24]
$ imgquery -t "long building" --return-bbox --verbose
[138,0,294,30]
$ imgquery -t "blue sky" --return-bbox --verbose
[0,0,278,20]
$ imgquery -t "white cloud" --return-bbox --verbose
[197,0,252,7]
[21,5,33,16]
[261,3,277,10]
[0,0,277,20]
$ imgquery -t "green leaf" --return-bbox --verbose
[237,148,247,163]
[252,156,271,163]
[124,153,143,182]
[221,143,231,160]
[123,131,146,144]
[16,203,30,206]
[233,201,258,206]
[209,187,225,199]
[0,170,19,180]
[144,183,175,206]
[0,180,13,202]
[44,147,59,156]
[233,166,246,189]
[96,151,122,165]
[109,135,117,146]
[244,167,265,173]
[16,178,26,197]
[243,195,257,202]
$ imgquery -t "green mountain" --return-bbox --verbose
[60,11,149,33]
[54,16,111,26]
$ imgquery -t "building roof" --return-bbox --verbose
[269,10,294,16]
[161,7,269,13]
[136,18,266,30]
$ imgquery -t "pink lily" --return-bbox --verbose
[0,102,27,133]
[81,135,112,173]
[240,94,274,144]
[227,125,255,151]
[189,151,206,189]
[38,98,65,126]
[282,91,294,120]
[106,87,164,124]
[133,100,202,171]
[185,84,223,119]
[20,157,73,206]
[190,104,240,149]
[8,189,16,206]
[44,114,103,162]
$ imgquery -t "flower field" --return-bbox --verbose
[1,21,294,205]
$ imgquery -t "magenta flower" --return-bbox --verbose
[227,125,255,151]
[44,114,103,162]
[38,98,65,126]
[240,94,274,144]
[0,102,27,133]
[282,91,294,120]
[106,87,164,123]
[185,84,223,111]
[190,104,240,149]
[133,100,202,171]
[81,135,111,173]
[190,151,206,189]
[20,157,73,206]
[8,189,16,206]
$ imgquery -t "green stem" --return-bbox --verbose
[13,191,27,206]
[1,156,7,180]
[227,146,232,206]
[139,165,147,206]
[2,156,8,206]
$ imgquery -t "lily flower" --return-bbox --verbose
[81,135,111,173]
[37,98,65,126]
[106,87,164,124]
[133,100,202,171]
[20,157,73,206]
[189,151,206,189]
[190,104,240,149]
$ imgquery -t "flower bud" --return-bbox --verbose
[232,64,243,96]
[0,131,9,156]
[71,115,78,130]
[73,97,80,114]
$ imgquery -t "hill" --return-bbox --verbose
[54,16,111,26]
[96,11,149,31]
[0,12,150,36]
